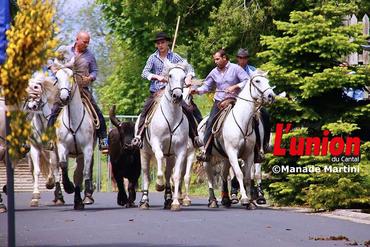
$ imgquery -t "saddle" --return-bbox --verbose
[212,97,236,136]
[144,90,164,128]
[80,89,100,130]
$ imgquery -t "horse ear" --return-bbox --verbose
[263,71,269,77]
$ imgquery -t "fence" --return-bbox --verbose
[95,115,138,192]
[344,14,369,65]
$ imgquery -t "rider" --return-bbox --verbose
[190,49,250,162]
[131,31,202,148]
[47,31,108,152]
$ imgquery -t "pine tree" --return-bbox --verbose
[259,2,370,210]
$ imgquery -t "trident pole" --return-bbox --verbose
[5,106,15,247]
[0,1,15,246]
[171,16,181,52]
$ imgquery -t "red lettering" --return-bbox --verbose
[289,137,305,156]
[345,137,361,156]
[329,137,345,156]
[321,130,330,156]
[305,137,321,156]
[273,123,287,156]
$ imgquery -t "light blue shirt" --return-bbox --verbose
[197,62,250,101]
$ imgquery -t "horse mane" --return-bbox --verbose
[29,72,59,104]
[162,60,191,76]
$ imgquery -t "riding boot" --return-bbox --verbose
[131,93,156,148]
[182,102,202,148]
[47,102,63,128]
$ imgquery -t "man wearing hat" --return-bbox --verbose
[131,31,202,148]
[236,48,256,77]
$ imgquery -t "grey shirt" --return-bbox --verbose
[56,44,98,86]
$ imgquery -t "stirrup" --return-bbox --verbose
[131,136,143,149]
[99,138,109,153]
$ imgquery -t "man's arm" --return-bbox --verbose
[88,53,98,82]
[142,54,155,80]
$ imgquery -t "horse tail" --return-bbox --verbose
[109,105,121,128]
[39,150,50,179]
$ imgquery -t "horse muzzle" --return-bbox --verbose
[171,91,183,104]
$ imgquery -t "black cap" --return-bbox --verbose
[237,48,249,57]
[153,32,171,42]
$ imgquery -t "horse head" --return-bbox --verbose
[26,72,58,111]
[248,69,275,105]
[55,68,74,105]
[163,61,191,104]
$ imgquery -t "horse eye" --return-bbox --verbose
[255,80,260,83]
[169,74,172,79]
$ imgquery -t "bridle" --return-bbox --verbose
[164,66,185,103]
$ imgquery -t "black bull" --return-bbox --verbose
[108,106,141,207]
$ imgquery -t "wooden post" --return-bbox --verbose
[171,16,181,52]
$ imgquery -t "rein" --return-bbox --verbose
[160,104,184,157]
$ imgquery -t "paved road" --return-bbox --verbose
[0,192,369,247]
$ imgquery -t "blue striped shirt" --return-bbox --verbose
[142,50,194,93]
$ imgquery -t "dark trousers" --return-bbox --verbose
[204,100,220,155]
[47,88,107,139]
[136,93,201,144]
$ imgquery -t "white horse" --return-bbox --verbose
[197,69,275,208]
[137,62,190,211]
[54,68,96,210]
[25,73,65,207]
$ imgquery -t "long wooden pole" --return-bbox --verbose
[171,16,181,52]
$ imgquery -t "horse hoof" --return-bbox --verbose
[240,198,250,206]
[246,202,258,210]
[164,199,173,210]
[221,197,231,208]
[74,202,85,210]
[0,205,6,213]
[182,199,191,207]
[63,182,75,194]
[230,194,239,204]
[139,201,150,209]
[126,202,136,208]
[208,200,218,208]
[83,196,94,205]
[171,204,181,211]
[45,177,55,190]
[54,199,65,206]
[155,184,165,192]
[32,192,41,200]
[256,197,266,205]
[30,199,39,207]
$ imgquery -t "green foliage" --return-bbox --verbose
[261,2,370,210]
[97,39,148,114]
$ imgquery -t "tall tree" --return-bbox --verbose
[259,2,370,210]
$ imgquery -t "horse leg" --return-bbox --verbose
[254,162,266,204]
[29,148,41,207]
[51,151,64,205]
[164,157,174,210]
[72,155,85,210]
[221,162,231,208]
[228,153,250,207]
[183,148,194,206]
[58,145,74,194]
[79,151,94,205]
[154,151,165,192]
[139,152,150,209]
[0,192,6,213]
[243,156,256,210]
[204,161,218,208]
[230,168,239,204]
